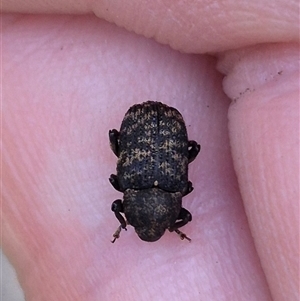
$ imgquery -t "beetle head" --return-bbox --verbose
[123,188,182,242]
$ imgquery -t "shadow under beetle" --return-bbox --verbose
[109,101,200,242]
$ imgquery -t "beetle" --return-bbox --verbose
[109,101,200,242]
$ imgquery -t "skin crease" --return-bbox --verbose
[2,1,299,301]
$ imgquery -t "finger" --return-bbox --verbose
[2,0,298,53]
[218,43,299,301]
[3,16,271,300]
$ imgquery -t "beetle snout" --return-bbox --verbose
[135,227,165,242]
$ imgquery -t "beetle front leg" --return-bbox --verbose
[109,129,120,157]
[168,207,192,242]
[188,140,200,163]
[111,199,127,243]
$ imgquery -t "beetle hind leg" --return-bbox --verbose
[188,140,200,163]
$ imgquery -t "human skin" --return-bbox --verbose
[2,1,299,301]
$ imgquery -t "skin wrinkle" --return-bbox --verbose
[218,44,299,101]
[226,75,299,301]
[2,0,298,51]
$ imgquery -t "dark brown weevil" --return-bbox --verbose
[109,101,200,242]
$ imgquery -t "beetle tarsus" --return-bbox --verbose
[111,225,127,243]
[175,229,191,242]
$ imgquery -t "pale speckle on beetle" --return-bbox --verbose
[109,101,200,242]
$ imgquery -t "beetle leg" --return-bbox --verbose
[188,140,200,163]
[111,199,128,243]
[174,229,191,242]
[111,224,128,243]
[109,174,123,192]
[168,207,192,241]
[109,129,120,157]
[111,225,122,243]
[183,181,194,196]
[171,207,192,229]
[111,199,127,227]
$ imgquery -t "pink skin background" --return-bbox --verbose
[2,1,299,301]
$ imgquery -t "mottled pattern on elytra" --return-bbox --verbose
[123,188,182,241]
[117,101,189,194]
